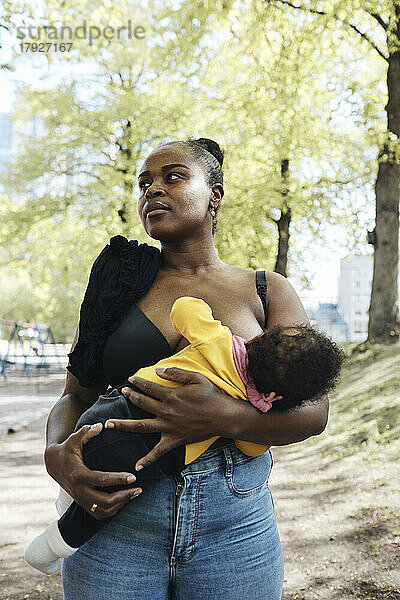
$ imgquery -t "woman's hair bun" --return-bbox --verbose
[192,137,224,168]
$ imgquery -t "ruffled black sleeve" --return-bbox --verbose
[67,235,162,387]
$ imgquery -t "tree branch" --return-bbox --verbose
[311,175,364,187]
[269,0,326,17]
[267,0,388,62]
[367,12,388,31]
[346,21,387,61]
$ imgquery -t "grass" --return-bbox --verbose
[306,341,400,458]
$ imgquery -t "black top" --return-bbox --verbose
[102,303,174,388]
[68,236,269,388]
[67,236,162,387]
[102,270,269,388]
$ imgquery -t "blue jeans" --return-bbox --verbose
[62,442,284,600]
[59,388,185,548]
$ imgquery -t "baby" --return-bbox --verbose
[25,296,344,574]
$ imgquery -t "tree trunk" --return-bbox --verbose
[274,158,291,277]
[116,119,134,235]
[368,18,400,344]
[274,208,291,277]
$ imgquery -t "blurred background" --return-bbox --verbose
[0,2,399,599]
[1,0,398,346]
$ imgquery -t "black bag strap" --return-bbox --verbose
[256,270,269,329]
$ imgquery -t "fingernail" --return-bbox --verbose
[90,423,102,430]
[131,489,142,499]
[155,367,165,374]
[126,474,136,483]
[136,464,143,471]
[121,387,129,395]
[105,421,115,429]
[128,376,136,383]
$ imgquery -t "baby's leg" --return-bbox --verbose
[25,390,148,573]
[59,387,185,548]
[25,486,75,575]
[25,387,184,573]
[56,487,73,516]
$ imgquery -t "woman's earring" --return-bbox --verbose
[210,207,216,217]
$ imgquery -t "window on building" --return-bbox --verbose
[354,321,365,334]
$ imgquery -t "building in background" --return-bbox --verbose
[303,254,400,342]
[337,255,373,342]
[305,302,349,341]
[337,255,400,342]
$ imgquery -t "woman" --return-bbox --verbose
[45,137,328,599]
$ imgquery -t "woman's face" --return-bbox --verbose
[137,145,220,242]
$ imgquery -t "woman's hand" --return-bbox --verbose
[105,367,228,470]
[104,367,329,469]
[45,423,143,520]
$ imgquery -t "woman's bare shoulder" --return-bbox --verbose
[221,263,259,278]
[219,264,259,293]
[221,264,294,289]
[224,267,310,327]
[221,263,277,287]
[261,271,310,327]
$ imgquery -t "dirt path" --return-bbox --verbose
[0,372,399,599]
[271,439,400,599]
[0,417,63,600]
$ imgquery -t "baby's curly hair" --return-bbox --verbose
[245,324,345,412]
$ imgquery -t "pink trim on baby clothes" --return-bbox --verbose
[231,335,281,413]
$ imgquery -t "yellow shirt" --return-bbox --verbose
[135,297,269,465]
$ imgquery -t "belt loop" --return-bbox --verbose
[222,447,233,477]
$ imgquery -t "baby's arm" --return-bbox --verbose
[170,297,230,346]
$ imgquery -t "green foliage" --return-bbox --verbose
[0,0,390,335]
[0,273,39,324]
[0,207,112,340]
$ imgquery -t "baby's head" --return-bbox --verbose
[245,324,345,411]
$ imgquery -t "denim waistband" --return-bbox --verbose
[181,442,268,475]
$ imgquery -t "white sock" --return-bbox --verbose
[24,520,76,575]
